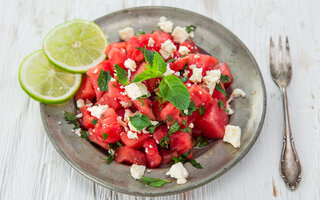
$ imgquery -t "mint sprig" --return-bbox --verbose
[218,99,229,113]
[114,64,129,85]
[171,149,203,169]
[215,82,227,96]
[129,113,152,131]
[98,70,112,92]
[139,176,170,188]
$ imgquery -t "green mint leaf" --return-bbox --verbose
[199,141,208,147]
[218,99,229,113]
[159,135,170,149]
[81,130,89,140]
[98,70,112,92]
[168,122,180,134]
[159,75,190,110]
[167,58,176,63]
[194,136,208,147]
[64,112,78,125]
[152,52,167,75]
[182,149,192,158]
[91,119,98,125]
[220,74,231,84]
[129,113,152,131]
[139,176,170,188]
[189,159,203,169]
[114,64,129,85]
[185,25,196,33]
[180,127,191,133]
[135,31,145,36]
[182,120,187,126]
[181,100,197,116]
[137,98,145,106]
[112,84,118,88]
[148,122,163,133]
[116,141,124,147]
[139,93,151,99]
[216,82,227,96]
[136,47,154,66]
[105,152,114,164]
[171,149,191,163]
[132,69,156,83]
[102,133,109,140]
[199,105,205,115]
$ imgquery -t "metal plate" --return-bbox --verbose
[40,6,266,196]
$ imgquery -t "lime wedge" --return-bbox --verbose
[19,50,82,104]
[43,19,108,73]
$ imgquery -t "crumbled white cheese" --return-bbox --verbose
[189,65,203,83]
[73,128,82,137]
[57,121,62,125]
[172,26,189,44]
[124,83,150,100]
[203,69,221,95]
[127,69,131,80]
[142,128,149,134]
[183,70,190,77]
[163,63,175,76]
[166,162,188,184]
[158,16,173,33]
[183,110,189,115]
[87,104,109,118]
[194,54,200,59]
[120,101,132,108]
[189,123,194,128]
[85,99,93,106]
[186,83,192,87]
[119,27,134,41]
[223,125,241,148]
[127,131,138,140]
[124,58,137,72]
[124,109,133,123]
[226,88,246,115]
[151,121,159,126]
[93,68,98,74]
[147,169,152,173]
[148,37,155,47]
[178,46,190,56]
[76,113,83,118]
[128,121,139,132]
[145,148,149,153]
[108,149,115,155]
[76,99,85,108]
[130,164,146,180]
[189,31,195,38]
[159,39,176,59]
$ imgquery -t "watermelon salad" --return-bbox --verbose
[65,16,246,186]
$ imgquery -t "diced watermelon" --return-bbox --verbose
[105,42,127,55]
[98,92,122,110]
[179,40,199,54]
[160,103,185,125]
[152,125,168,145]
[114,146,147,166]
[86,60,109,100]
[126,36,144,62]
[93,108,122,143]
[195,99,229,139]
[152,100,167,122]
[214,62,233,87]
[169,131,193,159]
[192,128,202,137]
[107,81,131,103]
[142,139,161,168]
[132,98,156,120]
[151,31,174,52]
[75,75,96,101]
[212,81,227,106]
[78,105,97,130]
[159,148,179,165]
[131,62,161,92]
[170,56,189,71]
[189,84,214,107]
[108,48,128,69]
[120,132,151,149]
[88,128,110,150]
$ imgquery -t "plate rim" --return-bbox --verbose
[40,5,267,196]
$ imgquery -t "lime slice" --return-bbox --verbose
[43,19,108,73]
[19,50,82,104]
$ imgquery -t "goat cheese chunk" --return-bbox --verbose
[203,69,221,95]
[189,65,203,83]
[87,104,109,118]
[159,39,176,59]
[76,99,85,108]
[163,63,175,76]
[166,162,188,184]
[119,27,134,41]
[124,83,149,100]
[127,131,138,140]
[124,58,137,72]
[223,125,241,148]
[226,88,246,115]
[178,46,190,56]
[148,37,155,47]
[130,164,146,180]
[172,26,189,44]
[158,16,173,33]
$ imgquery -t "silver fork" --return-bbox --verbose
[270,36,302,190]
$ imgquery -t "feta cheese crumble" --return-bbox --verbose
[73,128,82,137]
[178,46,190,56]
[76,113,83,118]
[203,69,221,95]
[119,27,134,41]
[120,101,132,108]
[87,104,109,118]
[127,131,138,140]
[163,64,175,76]
[226,88,246,115]
[223,125,241,148]
[124,58,137,72]
[130,164,146,180]
[189,65,203,83]
[172,26,189,44]
[158,16,173,33]
[166,162,188,184]
[124,83,150,100]
[151,121,159,126]
[76,99,85,108]
[148,37,155,47]
[159,39,176,60]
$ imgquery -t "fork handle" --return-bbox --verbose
[280,87,302,190]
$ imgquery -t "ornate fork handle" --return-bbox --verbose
[280,87,302,190]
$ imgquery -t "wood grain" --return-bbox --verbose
[0,0,319,199]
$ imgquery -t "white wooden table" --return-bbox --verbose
[1,0,319,199]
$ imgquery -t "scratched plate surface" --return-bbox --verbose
[40,6,266,196]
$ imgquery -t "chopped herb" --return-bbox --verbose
[114,64,129,86]
[135,31,145,36]
[167,58,176,63]
[180,76,188,82]
[81,130,89,140]
[97,70,112,92]
[112,84,118,88]
[182,120,187,126]
[181,100,197,116]
[129,113,152,131]
[172,149,203,169]
[185,25,196,33]
[179,62,188,76]
[216,82,227,96]
[102,133,109,140]
[218,99,229,113]
[189,159,203,169]
[199,105,205,115]
[160,122,180,149]
[138,98,145,106]
[168,122,180,134]
[116,141,124,147]
[194,136,208,148]
[105,153,114,164]
[64,112,78,125]
[148,122,163,133]
[91,119,98,125]
[179,127,191,133]
[220,74,231,84]
[199,141,208,147]
[139,93,151,98]
[139,176,170,188]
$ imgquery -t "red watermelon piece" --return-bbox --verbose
[152,125,168,145]
[169,131,193,159]
[78,105,97,130]
[132,98,156,120]
[88,128,109,150]
[142,139,161,168]
[120,132,151,149]
[214,62,233,87]
[86,60,109,100]
[159,148,179,165]
[114,146,147,166]
[75,75,96,101]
